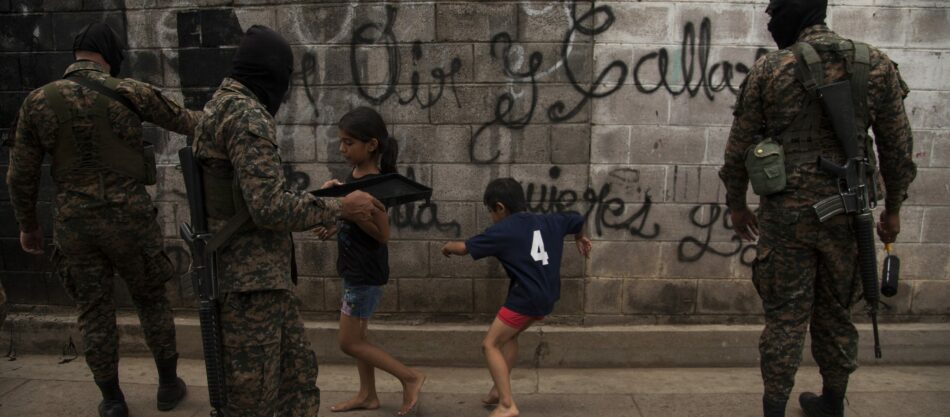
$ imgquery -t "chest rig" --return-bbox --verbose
[43,75,156,185]
[765,40,877,202]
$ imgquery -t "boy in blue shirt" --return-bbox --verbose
[442,178,592,417]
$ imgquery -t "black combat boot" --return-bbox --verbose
[94,377,129,417]
[799,387,845,417]
[155,353,187,411]
[763,396,786,417]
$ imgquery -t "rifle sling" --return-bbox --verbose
[206,206,251,253]
[66,76,143,120]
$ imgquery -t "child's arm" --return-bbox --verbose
[441,241,469,257]
[355,208,390,244]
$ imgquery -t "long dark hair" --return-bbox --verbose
[338,106,399,174]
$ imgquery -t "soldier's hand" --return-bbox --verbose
[877,209,900,244]
[20,228,44,255]
[313,225,337,240]
[321,179,343,190]
[341,190,385,224]
[730,206,759,242]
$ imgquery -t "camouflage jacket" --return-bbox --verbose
[193,78,342,293]
[720,25,916,213]
[7,60,200,232]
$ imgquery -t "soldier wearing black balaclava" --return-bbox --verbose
[719,1,916,417]
[190,25,383,417]
[9,22,201,417]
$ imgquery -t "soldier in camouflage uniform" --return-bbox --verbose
[6,23,200,417]
[192,25,383,417]
[719,1,916,417]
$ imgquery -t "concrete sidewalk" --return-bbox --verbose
[1,355,948,417]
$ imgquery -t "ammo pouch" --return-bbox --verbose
[44,76,157,185]
[745,137,787,196]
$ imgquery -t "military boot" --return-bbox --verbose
[155,353,187,411]
[94,377,129,417]
[763,396,786,417]
[799,387,845,417]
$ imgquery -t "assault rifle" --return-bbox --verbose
[178,147,229,415]
[811,80,883,359]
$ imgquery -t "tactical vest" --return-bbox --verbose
[43,76,157,185]
[765,40,880,202]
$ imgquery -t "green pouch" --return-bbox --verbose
[745,138,787,196]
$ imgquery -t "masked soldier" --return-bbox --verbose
[7,23,201,417]
[191,25,383,417]
[719,1,917,416]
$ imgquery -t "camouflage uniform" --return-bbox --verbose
[720,25,916,404]
[6,61,201,380]
[193,77,342,417]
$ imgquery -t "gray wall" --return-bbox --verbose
[1,0,947,324]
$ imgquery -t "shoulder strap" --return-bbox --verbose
[65,76,142,120]
[792,42,824,93]
[850,41,871,129]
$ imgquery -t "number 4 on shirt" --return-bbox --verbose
[530,230,549,265]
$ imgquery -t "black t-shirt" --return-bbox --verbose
[465,212,585,316]
[336,172,389,286]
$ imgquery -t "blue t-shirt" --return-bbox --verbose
[465,212,585,316]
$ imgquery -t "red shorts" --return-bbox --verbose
[497,307,544,330]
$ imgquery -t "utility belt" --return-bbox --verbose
[45,75,156,185]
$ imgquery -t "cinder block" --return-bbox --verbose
[537,84,592,124]
[398,277,473,313]
[430,85,518,125]
[905,91,950,130]
[585,278,623,314]
[397,43,474,85]
[294,276,326,312]
[921,207,950,244]
[697,279,761,315]
[667,165,727,204]
[18,52,71,89]
[473,278,508,313]
[295,240,338,277]
[676,5,755,45]
[428,241,491,278]
[911,280,950,315]
[517,2,579,43]
[551,124,591,165]
[898,243,950,280]
[623,278,698,315]
[591,85,670,125]
[473,41,592,85]
[589,164,667,204]
[668,91,737,127]
[629,126,707,165]
[11,0,82,11]
[280,4,434,45]
[906,168,950,206]
[553,278,584,315]
[886,50,949,91]
[431,164,510,202]
[436,3,517,42]
[388,240,428,278]
[661,241,739,279]
[277,125,318,163]
[389,201,474,240]
[151,165,186,204]
[0,14,54,52]
[561,241,586,278]
[596,3,672,44]
[924,130,950,168]
[908,8,950,48]
[514,164,589,204]
[0,55,21,91]
[590,241,661,278]
[393,125,471,164]
[468,125,550,165]
[591,125,630,164]
[831,6,908,48]
[705,127,731,165]
[125,9,177,49]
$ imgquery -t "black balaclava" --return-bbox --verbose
[72,23,125,77]
[230,25,294,116]
[767,0,828,49]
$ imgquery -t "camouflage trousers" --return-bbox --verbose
[753,206,862,404]
[0,281,7,331]
[220,289,320,417]
[53,207,178,381]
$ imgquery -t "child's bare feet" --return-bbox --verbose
[482,386,499,405]
[489,403,519,417]
[330,395,380,412]
[397,371,427,416]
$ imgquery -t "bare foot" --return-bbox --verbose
[489,403,519,417]
[482,386,499,405]
[397,371,427,416]
[330,395,380,413]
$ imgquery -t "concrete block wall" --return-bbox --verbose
[1,0,948,324]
